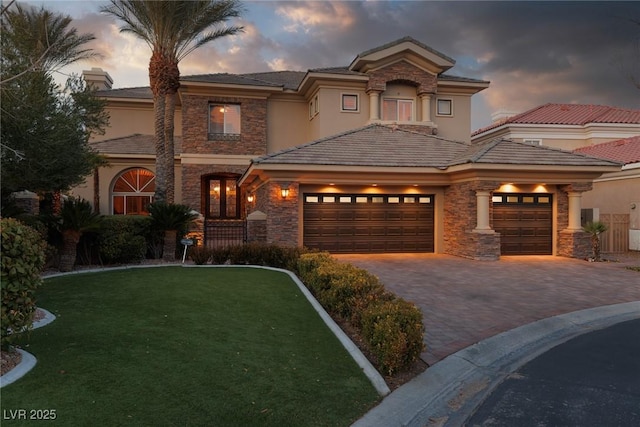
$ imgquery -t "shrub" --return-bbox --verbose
[98,216,150,264]
[189,246,212,265]
[297,251,425,375]
[226,243,305,270]
[361,299,425,375]
[1,218,47,349]
[210,246,231,265]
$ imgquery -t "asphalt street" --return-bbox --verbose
[466,318,640,426]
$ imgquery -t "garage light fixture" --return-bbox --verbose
[281,187,290,199]
[247,194,255,203]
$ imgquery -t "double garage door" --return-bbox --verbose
[303,193,434,253]
[493,193,553,255]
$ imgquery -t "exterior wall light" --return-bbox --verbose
[281,187,290,199]
[247,194,254,203]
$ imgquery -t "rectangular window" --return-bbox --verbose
[436,99,453,116]
[382,99,413,121]
[209,104,241,135]
[523,139,542,145]
[341,94,359,112]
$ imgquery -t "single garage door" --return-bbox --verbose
[493,193,552,255]
[303,193,434,253]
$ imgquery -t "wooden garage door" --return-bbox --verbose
[303,194,434,253]
[493,193,552,255]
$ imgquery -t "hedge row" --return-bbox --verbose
[298,252,425,375]
[189,243,304,271]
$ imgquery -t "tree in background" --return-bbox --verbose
[147,202,198,261]
[102,0,244,204]
[1,3,108,207]
[582,221,609,262]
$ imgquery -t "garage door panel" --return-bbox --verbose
[493,193,552,255]
[304,193,434,254]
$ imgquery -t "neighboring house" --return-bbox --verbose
[574,136,640,252]
[73,36,621,260]
[471,103,640,151]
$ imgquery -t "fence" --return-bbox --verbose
[600,213,630,253]
[204,220,247,248]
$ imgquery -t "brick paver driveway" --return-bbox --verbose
[336,254,640,366]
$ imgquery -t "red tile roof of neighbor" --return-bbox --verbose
[574,136,640,165]
[473,103,640,136]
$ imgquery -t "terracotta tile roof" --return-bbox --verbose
[90,134,182,156]
[253,125,619,169]
[573,136,640,165]
[472,103,640,136]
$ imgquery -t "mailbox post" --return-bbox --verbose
[180,238,194,264]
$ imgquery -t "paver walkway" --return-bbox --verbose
[336,253,640,366]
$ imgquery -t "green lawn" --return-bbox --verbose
[1,267,380,426]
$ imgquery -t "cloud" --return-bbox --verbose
[37,0,640,129]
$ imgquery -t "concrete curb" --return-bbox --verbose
[352,301,640,427]
[0,308,56,388]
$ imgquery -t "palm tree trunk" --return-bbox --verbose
[153,93,167,204]
[59,230,81,272]
[164,91,176,204]
[592,235,601,261]
[163,229,178,261]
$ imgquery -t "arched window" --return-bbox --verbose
[112,168,155,215]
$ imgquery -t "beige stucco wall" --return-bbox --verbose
[71,159,182,214]
[581,169,640,215]
[266,96,309,153]
[96,104,182,142]
[432,93,472,142]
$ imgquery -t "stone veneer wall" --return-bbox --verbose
[181,94,267,156]
[249,181,299,247]
[444,180,501,260]
[366,60,437,95]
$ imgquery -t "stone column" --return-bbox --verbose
[474,190,493,232]
[567,192,583,231]
[368,91,381,121]
[420,94,432,123]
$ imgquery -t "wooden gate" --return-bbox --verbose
[600,214,630,253]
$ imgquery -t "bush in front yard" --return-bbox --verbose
[98,216,149,264]
[361,299,425,375]
[189,246,212,265]
[1,218,46,349]
[296,252,425,374]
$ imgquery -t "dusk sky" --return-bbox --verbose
[24,0,640,130]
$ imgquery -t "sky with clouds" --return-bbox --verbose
[22,0,640,130]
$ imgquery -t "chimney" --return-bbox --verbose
[82,67,113,90]
[491,109,518,123]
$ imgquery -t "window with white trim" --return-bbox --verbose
[341,93,359,112]
[309,94,319,119]
[436,99,453,116]
[209,104,241,136]
[382,98,413,121]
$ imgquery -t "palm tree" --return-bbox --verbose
[58,197,102,272]
[148,202,198,261]
[101,1,244,204]
[583,221,608,261]
[1,2,98,85]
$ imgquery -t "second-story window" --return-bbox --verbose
[209,104,241,136]
[382,98,413,121]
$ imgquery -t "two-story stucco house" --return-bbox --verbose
[75,37,621,260]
